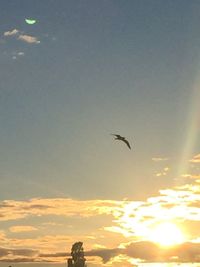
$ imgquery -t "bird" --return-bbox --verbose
[111,134,131,149]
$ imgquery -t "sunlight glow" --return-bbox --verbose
[147,222,185,247]
[177,83,200,179]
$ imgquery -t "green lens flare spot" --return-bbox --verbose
[25,19,37,25]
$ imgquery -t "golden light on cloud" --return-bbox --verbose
[190,154,200,163]
[147,222,185,247]
[9,225,38,233]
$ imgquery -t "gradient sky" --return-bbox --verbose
[1,1,200,266]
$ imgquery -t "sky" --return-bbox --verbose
[1,0,200,266]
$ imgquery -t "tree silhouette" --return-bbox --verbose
[68,242,86,267]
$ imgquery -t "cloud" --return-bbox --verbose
[90,241,200,263]
[10,248,38,257]
[17,52,24,56]
[0,248,9,257]
[3,28,40,44]
[1,184,200,264]
[12,51,25,60]
[0,258,39,263]
[40,248,121,264]
[152,157,169,162]
[0,234,84,250]
[1,191,200,245]
[39,252,69,258]
[18,34,40,44]
[190,154,200,163]
[113,186,200,242]
[156,172,166,177]
[38,241,200,263]
[0,198,125,221]
[0,247,38,262]
[156,167,170,177]
[182,174,200,180]
[3,29,19,36]
[87,249,122,263]
[124,241,200,263]
[9,225,38,233]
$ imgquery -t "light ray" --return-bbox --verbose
[177,81,200,180]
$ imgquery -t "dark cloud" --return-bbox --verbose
[85,242,200,263]
[125,241,200,263]
[0,247,38,259]
[3,242,200,263]
[39,252,69,257]
[85,248,122,263]
[125,241,160,261]
[0,258,36,263]
[11,248,38,257]
[172,242,200,262]
[0,202,15,208]
[40,249,122,264]
[0,248,9,257]
[0,257,55,263]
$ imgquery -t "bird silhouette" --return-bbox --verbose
[111,134,131,149]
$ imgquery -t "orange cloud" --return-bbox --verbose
[0,198,126,221]
[182,174,200,179]
[9,226,38,233]
[190,154,200,163]
[0,183,200,264]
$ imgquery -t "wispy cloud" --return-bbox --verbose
[156,167,170,177]
[182,174,200,180]
[3,29,19,36]
[190,154,200,163]
[18,34,40,44]
[9,225,38,233]
[0,198,125,221]
[12,51,25,60]
[0,247,38,262]
[152,157,169,162]
[17,52,25,56]
[3,28,40,44]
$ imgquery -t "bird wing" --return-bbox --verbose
[111,134,121,138]
[123,139,131,149]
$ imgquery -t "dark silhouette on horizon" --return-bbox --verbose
[111,134,131,149]
[68,242,86,267]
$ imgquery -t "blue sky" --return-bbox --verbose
[1,1,200,266]
[1,0,199,200]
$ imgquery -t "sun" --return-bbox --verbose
[147,222,185,247]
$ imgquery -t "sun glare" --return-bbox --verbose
[148,222,185,247]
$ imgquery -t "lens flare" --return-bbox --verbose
[25,18,36,25]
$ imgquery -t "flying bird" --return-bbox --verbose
[111,134,131,149]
